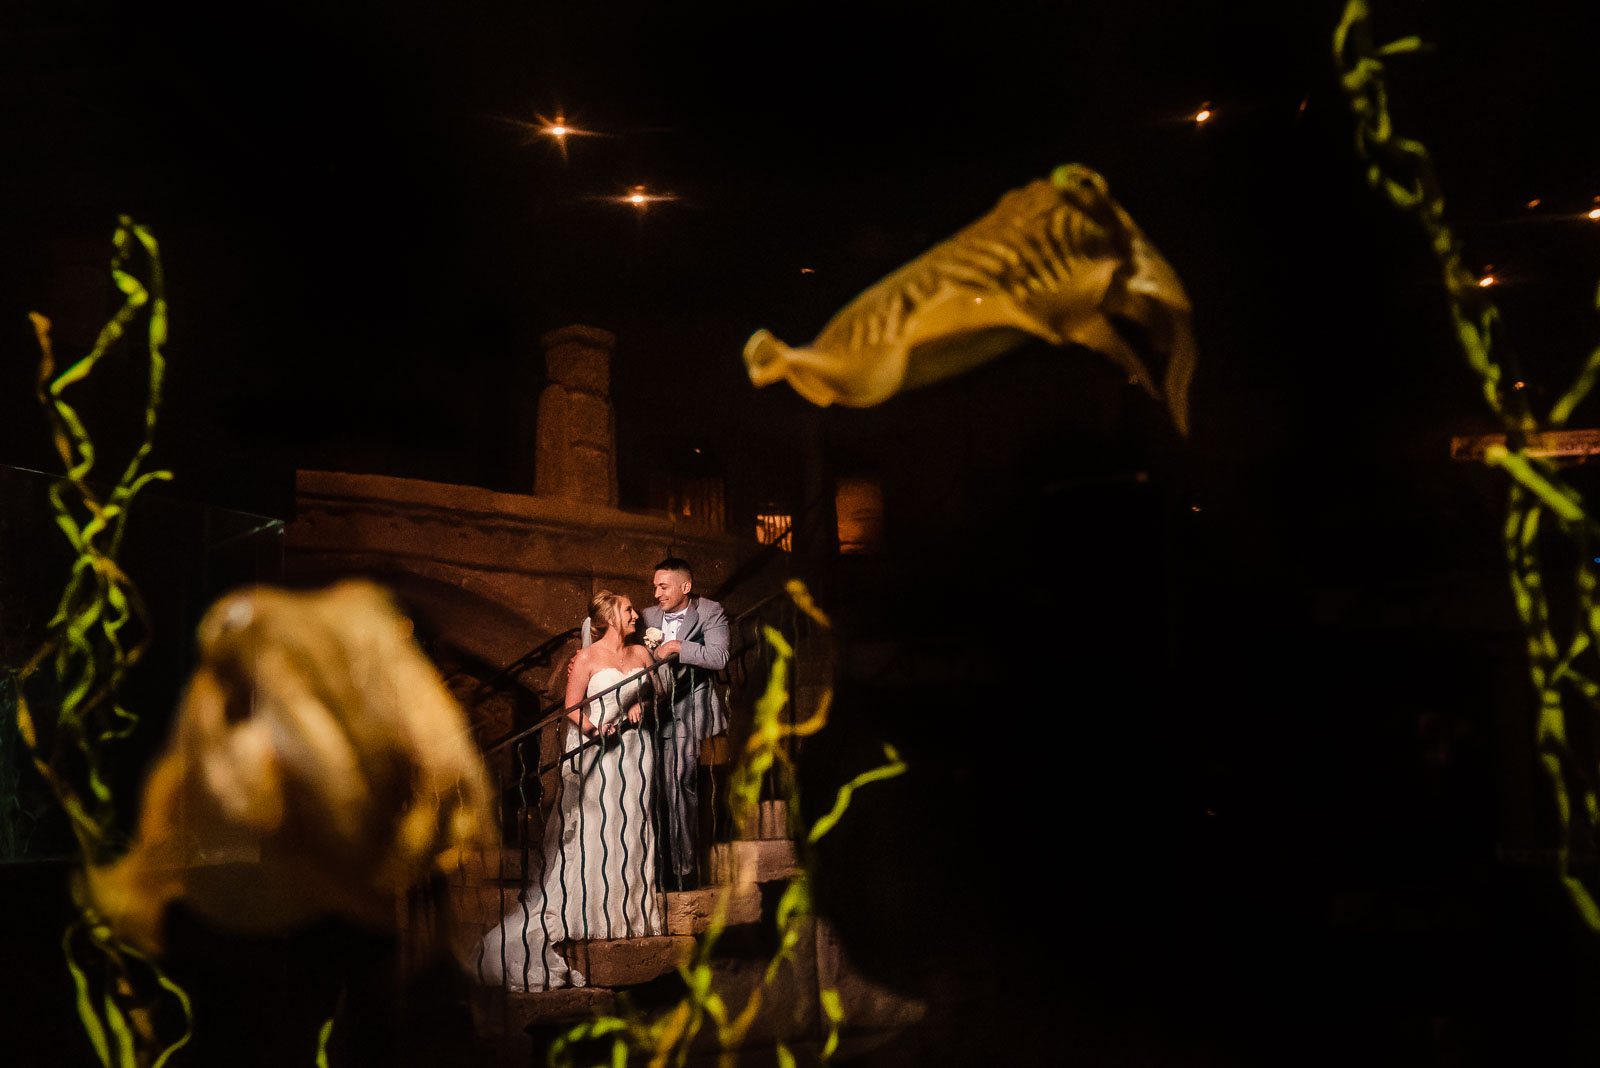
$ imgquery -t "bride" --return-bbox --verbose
[476,591,664,990]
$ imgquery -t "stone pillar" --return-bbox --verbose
[535,325,618,506]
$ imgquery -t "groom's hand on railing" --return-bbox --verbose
[654,640,681,660]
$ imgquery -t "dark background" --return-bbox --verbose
[5,0,1600,1063]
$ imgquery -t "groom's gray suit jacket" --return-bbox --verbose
[642,596,730,737]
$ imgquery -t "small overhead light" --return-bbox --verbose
[618,184,675,210]
[1526,198,1542,209]
[1194,102,1213,125]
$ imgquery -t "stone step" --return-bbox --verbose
[664,884,764,934]
[473,985,618,1035]
[445,883,765,938]
[468,934,694,994]
[566,935,696,988]
[733,799,788,841]
[710,839,797,886]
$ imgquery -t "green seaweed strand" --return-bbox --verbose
[1335,1,1600,926]
[16,217,191,1067]
[21,216,172,856]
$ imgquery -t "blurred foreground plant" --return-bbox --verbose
[548,579,905,1068]
[15,217,191,1066]
[1335,1,1600,924]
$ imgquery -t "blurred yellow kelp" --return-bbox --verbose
[744,164,1196,433]
[89,581,497,954]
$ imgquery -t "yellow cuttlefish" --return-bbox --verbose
[745,164,1196,434]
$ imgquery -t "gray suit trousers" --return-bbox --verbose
[658,719,701,878]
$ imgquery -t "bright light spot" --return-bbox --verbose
[1478,275,1496,287]
[1526,198,1542,209]
[1190,504,1202,513]
[606,184,676,210]
[973,297,984,304]
[1588,208,1600,221]
[799,267,815,274]
[1194,102,1213,124]
[1513,381,1526,390]
[520,112,597,162]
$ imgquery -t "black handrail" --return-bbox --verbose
[483,659,671,757]
[472,624,582,701]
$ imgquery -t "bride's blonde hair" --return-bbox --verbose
[587,590,625,641]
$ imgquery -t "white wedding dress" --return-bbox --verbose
[476,667,664,990]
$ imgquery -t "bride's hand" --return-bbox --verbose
[627,706,642,724]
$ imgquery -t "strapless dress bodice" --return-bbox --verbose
[584,666,640,726]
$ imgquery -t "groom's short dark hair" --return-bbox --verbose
[654,557,693,579]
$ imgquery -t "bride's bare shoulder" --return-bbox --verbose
[567,644,600,678]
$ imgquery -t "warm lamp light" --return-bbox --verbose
[518,111,598,162]
[616,185,676,210]
[1194,103,1213,124]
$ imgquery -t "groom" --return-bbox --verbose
[642,557,729,890]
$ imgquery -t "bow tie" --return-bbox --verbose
[664,610,687,622]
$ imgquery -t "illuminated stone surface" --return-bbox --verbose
[664,884,764,935]
[733,799,789,841]
[710,839,797,885]
[565,935,697,987]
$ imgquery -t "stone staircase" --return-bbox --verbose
[441,598,921,1062]
[452,801,801,1047]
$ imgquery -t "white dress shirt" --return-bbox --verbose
[663,609,687,641]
